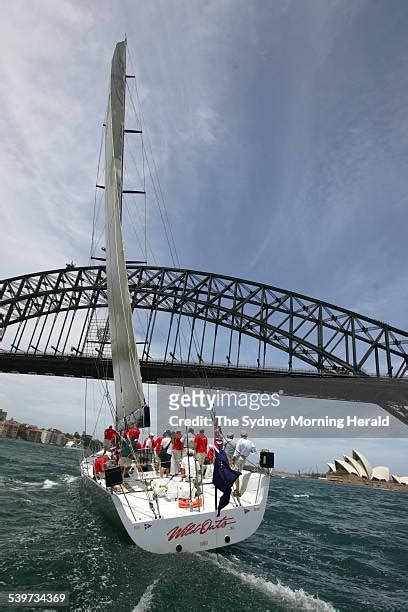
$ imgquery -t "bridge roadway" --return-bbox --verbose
[1,352,406,425]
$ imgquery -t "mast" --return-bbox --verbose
[104,40,146,425]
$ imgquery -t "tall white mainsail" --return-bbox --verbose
[104,40,145,424]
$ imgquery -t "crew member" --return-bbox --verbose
[93,452,109,479]
[159,431,172,477]
[103,425,116,450]
[119,435,139,478]
[153,432,163,471]
[232,431,256,496]
[194,428,208,471]
[143,433,155,450]
[225,433,237,466]
[126,426,140,440]
[143,433,155,463]
[170,430,183,475]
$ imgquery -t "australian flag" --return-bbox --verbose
[212,449,241,516]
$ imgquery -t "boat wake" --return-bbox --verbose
[293,494,310,499]
[201,553,336,611]
[132,578,160,612]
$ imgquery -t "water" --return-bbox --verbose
[1,438,407,611]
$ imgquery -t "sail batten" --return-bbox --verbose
[104,41,145,423]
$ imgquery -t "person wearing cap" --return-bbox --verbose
[143,433,155,450]
[225,433,237,466]
[232,432,256,496]
[142,432,155,464]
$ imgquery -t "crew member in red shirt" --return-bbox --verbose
[171,430,183,475]
[153,433,163,471]
[103,425,117,450]
[194,429,208,472]
[93,453,108,479]
[126,427,140,440]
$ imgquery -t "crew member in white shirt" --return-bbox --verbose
[232,431,256,496]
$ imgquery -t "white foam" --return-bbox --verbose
[3,479,43,490]
[203,553,336,611]
[132,579,159,612]
[42,479,59,489]
[61,475,79,484]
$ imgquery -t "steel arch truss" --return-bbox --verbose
[0,265,407,378]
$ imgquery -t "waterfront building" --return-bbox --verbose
[25,426,43,443]
[327,448,407,485]
[15,424,42,443]
[54,432,66,446]
[2,420,20,438]
[40,428,66,445]
[0,409,7,436]
[40,429,53,444]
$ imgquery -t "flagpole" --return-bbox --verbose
[211,407,218,513]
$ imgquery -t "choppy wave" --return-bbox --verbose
[203,553,336,611]
[132,579,160,612]
[1,438,408,611]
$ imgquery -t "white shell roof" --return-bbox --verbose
[344,455,366,478]
[334,459,357,475]
[371,466,390,481]
[352,449,373,479]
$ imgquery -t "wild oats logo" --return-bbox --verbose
[167,516,236,541]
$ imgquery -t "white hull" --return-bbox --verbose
[81,458,269,554]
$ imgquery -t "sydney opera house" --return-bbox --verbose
[327,449,408,485]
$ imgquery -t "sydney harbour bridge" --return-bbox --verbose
[0,263,407,424]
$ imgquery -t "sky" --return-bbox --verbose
[0,0,407,471]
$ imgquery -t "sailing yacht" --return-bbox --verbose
[80,40,271,554]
